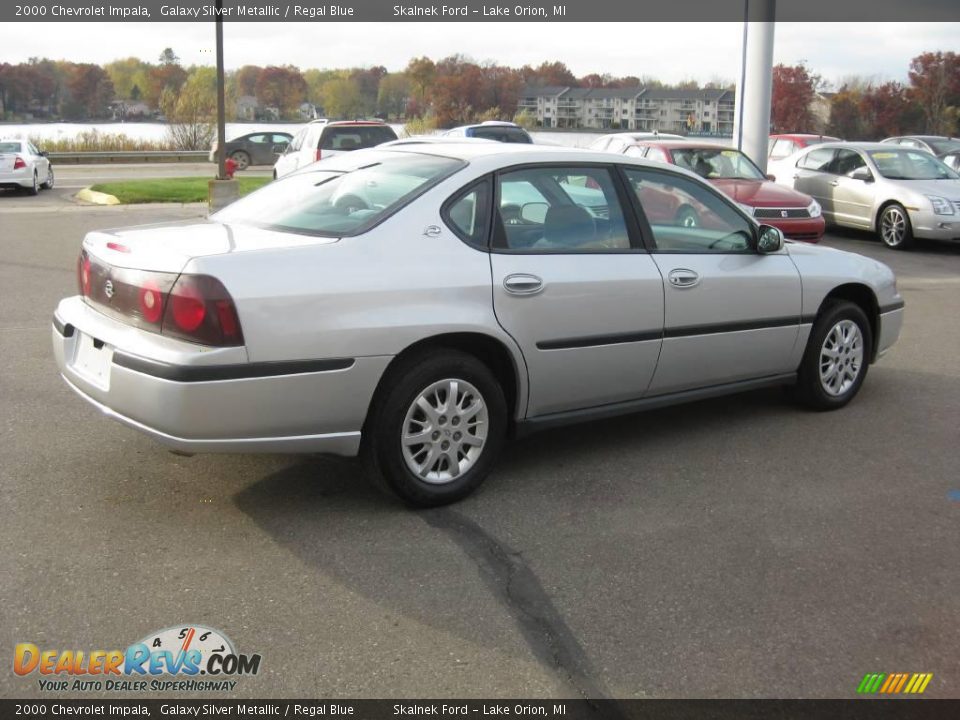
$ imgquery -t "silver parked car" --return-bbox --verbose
[53,144,904,506]
[768,142,960,249]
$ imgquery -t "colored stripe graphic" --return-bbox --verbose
[857,673,932,694]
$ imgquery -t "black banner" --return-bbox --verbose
[3,0,960,23]
[3,700,960,719]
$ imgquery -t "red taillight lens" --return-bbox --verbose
[315,148,322,162]
[161,275,243,347]
[138,280,164,324]
[78,251,92,296]
[13,156,26,170]
[170,281,206,332]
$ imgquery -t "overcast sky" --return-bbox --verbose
[2,22,957,86]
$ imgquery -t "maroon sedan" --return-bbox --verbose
[620,141,826,242]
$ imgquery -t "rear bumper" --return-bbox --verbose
[0,168,33,188]
[53,297,391,456]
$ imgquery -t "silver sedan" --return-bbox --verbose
[52,144,904,506]
[768,141,960,250]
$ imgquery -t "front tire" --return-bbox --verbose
[878,203,914,250]
[363,350,507,507]
[41,165,55,190]
[794,300,872,410]
[27,171,39,196]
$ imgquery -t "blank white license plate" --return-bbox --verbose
[72,332,113,389]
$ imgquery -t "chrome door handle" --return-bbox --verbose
[828,180,840,186]
[503,273,544,295]
[668,268,700,288]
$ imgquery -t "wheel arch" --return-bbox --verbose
[873,198,904,232]
[364,331,526,431]
[817,283,880,361]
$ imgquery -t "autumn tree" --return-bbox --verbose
[235,65,262,97]
[770,63,819,132]
[521,61,577,87]
[321,77,364,118]
[377,73,410,119]
[105,57,151,100]
[859,82,921,139]
[908,51,960,134]
[255,66,307,118]
[405,56,436,111]
[161,66,217,149]
[827,86,864,139]
[65,64,114,118]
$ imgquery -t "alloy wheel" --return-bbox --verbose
[400,378,488,484]
[880,207,906,247]
[819,319,864,396]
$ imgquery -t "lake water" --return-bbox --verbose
[1,122,614,148]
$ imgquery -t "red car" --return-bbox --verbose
[768,133,841,161]
[618,141,826,242]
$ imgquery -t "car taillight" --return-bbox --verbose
[77,249,243,347]
[13,156,26,170]
[315,148,322,162]
[78,251,92,296]
[161,274,244,346]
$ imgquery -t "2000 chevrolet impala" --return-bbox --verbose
[53,144,904,506]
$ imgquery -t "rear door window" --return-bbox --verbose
[798,147,836,171]
[321,126,398,151]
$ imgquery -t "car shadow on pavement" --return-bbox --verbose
[231,388,792,702]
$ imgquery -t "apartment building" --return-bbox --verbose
[518,85,736,134]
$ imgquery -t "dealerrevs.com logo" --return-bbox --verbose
[14,625,262,692]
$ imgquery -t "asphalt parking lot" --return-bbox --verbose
[1,195,958,700]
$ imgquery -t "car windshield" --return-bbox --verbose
[320,125,397,151]
[0,142,22,153]
[213,154,465,236]
[868,150,959,180]
[927,138,960,154]
[671,148,766,180]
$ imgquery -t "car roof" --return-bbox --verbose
[814,141,927,151]
[630,140,730,151]
[770,133,838,139]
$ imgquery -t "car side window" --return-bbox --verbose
[494,166,631,252]
[623,168,754,254]
[770,138,795,160]
[247,134,270,144]
[798,147,836,171]
[442,178,492,249]
[624,145,646,158]
[830,149,867,176]
[644,147,668,163]
[28,142,41,156]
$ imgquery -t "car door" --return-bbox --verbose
[826,148,876,228]
[488,164,665,417]
[621,167,802,395]
[792,147,839,219]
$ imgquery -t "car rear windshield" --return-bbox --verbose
[212,154,465,237]
[470,127,532,143]
[320,125,398,151]
[927,138,960,154]
[0,142,22,153]
[868,150,959,180]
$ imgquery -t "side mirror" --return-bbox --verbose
[850,167,873,182]
[40,150,49,157]
[765,173,776,182]
[757,224,784,254]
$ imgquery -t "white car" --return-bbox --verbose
[273,120,398,179]
[0,138,54,195]
[589,131,687,153]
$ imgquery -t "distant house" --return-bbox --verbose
[110,100,152,121]
[299,102,319,120]
[235,95,259,121]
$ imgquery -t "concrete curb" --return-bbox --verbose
[75,187,121,206]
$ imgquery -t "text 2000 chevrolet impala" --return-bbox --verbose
[53,145,904,506]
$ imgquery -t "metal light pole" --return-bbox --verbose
[733,0,776,173]
[215,0,227,180]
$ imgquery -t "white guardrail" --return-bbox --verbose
[48,151,210,164]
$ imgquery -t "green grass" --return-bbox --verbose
[88,176,271,204]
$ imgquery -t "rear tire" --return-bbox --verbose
[878,203,914,250]
[363,349,507,507]
[230,150,250,171]
[794,300,872,410]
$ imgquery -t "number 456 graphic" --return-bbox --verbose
[857,673,933,695]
